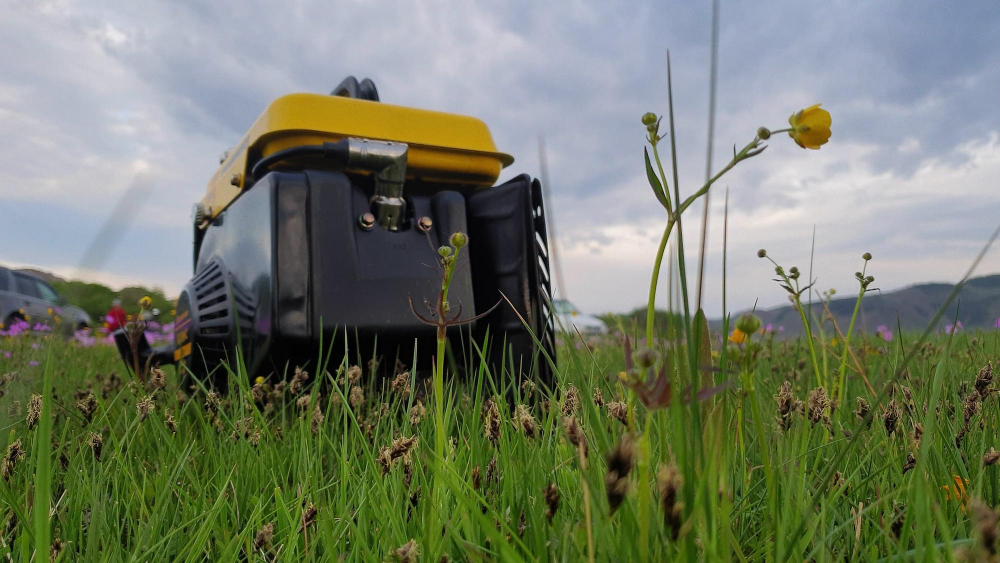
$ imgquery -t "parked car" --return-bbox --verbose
[0,266,92,331]
[553,299,607,335]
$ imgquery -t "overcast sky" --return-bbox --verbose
[2,0,999,317]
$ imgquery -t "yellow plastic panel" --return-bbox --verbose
[200,94,512,220]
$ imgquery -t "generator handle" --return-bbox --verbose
[331,76,380,102]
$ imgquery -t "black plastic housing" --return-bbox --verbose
[173,169,554,383]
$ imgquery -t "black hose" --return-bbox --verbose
[250,140,350,179]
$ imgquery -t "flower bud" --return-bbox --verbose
[641,112,658,127]
[736,314,762,335]
[756,127,771,140]
[449,232,468,249]
[862,252,872,261]
[775,266,784,276]
[634,348,658,369]
[757,249,767,258]
[438,246,452,258]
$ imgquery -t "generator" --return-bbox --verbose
[117,77,556,385]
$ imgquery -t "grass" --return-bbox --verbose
[0,321,998,561]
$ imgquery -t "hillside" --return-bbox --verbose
[724,274,1000,335]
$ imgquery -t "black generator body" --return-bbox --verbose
[117,78,556,385]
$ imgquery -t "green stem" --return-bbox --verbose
[645,219,675,345]
[836,287,865,407]
[792,296,824,388]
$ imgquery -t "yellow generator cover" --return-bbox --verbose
[201,93,514,220]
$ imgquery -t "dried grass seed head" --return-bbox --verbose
[2,439,25,481]
[607,401,629,426]
[544,482,560,523]
[563,416,588,458]
[514,404,537,438]
[483,398,502,445]
[657,460,684,539]
[561,384,581,416]
[604,434,636,515]
[27,394,42,429]
[88,432,103,461]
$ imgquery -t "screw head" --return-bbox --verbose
[230,173,242,187]
[417,216,433,232]
[359,212,376,230]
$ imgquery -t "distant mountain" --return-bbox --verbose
[722,274,1000,336]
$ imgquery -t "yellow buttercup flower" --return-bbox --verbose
[139,296,153,310]
[729,328,747,344]
[788,104,832,149]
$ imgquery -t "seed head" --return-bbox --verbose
[149,367,166,391]
[657,460,684,539]
[884,399,901,436]
[757,248,767,258]
[299,503,318,531]
[311,404,324,435]
[976,362,994,398]
[408,401,426,426]
[76,392,97,425]
[984,448,1000,467]
[378,435,419,475]
[483,398,502,445]
[807,387,831,429]
[88,432,103,461]
[347,365,362,384]
[775,381,802,431]
[393,539,420,562]
[514,404,537,438]
[563,416,588,459]
[253,522,275,551]
[607,401,629,426]
[251,381,266,404]
[486,455,500,486]
[289,366,310,395]
[963,392,981,427]
[1,439,25,480]
[391,372,411,397]
[204,390,221,413]
[854,397,872,428]
[592,387,605,408]
[296,395,312,410]
[970,500,999,556]
[520,380,537,398]
[26,394,42,429]
[164,410,177,434]
[902,452,916,474]
[349,386,364,409]
[561,384,581,415]
[136,395,154,422]
[604,434,636,515]
[544,482,560,523]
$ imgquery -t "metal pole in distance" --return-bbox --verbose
[537,135,569,301]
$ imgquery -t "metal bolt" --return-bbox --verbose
[417,216,433,232]
[359,212,376,230]
[230,173,242,187]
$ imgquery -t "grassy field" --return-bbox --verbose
[0,320,998,561]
